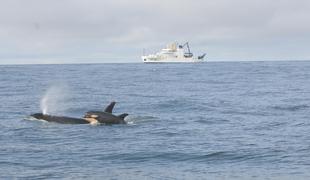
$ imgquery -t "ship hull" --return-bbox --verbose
[142,57,204,63]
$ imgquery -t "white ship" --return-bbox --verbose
[142,42,206,63]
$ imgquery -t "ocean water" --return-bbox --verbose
[1,61,310,179]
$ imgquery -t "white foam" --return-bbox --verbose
[90,121,100,126]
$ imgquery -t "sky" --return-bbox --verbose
[1,0,310,64]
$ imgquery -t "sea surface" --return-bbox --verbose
[1,61,310,180]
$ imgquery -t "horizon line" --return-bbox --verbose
[0,59,310,66]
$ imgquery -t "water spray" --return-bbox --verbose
[40,84,70,115]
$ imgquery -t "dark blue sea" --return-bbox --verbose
[1,61,310,179]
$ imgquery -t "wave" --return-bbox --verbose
[96,150,271,164]
[271,104,309,112]
[125,115,158,125]
[194,117,230,124]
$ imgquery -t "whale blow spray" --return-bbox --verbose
[40,84,70,115]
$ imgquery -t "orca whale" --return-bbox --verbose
[30,102,128,125]
[30,113,90,124]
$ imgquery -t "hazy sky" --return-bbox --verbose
[1,0,310,64]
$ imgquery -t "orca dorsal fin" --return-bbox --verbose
[118,113,128,119]
[104,101,116,113]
